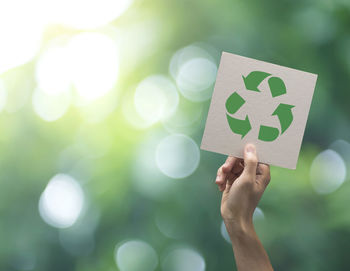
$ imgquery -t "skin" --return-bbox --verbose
[216,143,273,271]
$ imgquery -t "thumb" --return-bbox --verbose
[242,144,258,179]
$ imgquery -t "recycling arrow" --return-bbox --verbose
[226,70,295,142]
[268,77,286,97]
[272,103,294,134]
[225,92,245,114]
[242,71,270,92]
[258,125,279,142]
[226,114,251,139]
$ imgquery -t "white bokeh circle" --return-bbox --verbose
[155,134,200,179]
[134,75,179,125]
[67,32,119,102]
[32,88,71,121]
[161,247,205,271]
[39,174,84,228]
[115,240,158,271]
[170,45,217,102]
[310,149,346,194]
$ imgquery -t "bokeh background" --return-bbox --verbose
[0,0,350,270]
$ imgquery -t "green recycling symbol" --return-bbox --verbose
[225,71,294,141]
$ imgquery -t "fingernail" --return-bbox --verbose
[246,144,255,153]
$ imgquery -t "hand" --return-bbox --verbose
[216,144,271,231]
[216,144,273,271]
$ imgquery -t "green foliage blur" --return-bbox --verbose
[0,0,350,270]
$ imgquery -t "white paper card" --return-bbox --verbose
[201,52,318,169]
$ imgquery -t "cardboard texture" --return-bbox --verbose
[201,52,318,169]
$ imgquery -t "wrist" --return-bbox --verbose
[223,217,255,242]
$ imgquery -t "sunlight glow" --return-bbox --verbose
[0,0,44,74]
[67,32,119,102]
[32,88,71,121]
[78,91,118,123]
[35,45,72,96]
[47,0,133,29]
[116,20,161,74]
[35,32,119,106]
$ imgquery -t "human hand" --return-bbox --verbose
[216,144,273,271]
[215,144,271,230]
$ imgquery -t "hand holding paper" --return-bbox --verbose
[217,144,273,271]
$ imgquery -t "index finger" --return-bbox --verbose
[215,156,237,187]
[257,163,271,188]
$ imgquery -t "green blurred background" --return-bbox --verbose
[0,0,350,270]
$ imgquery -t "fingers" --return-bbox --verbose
[232,159,244,174]
[216,166,226,191]
[242,144,258,179]
[215,156,237,186]
[216,167,226,191]
[222,156,237,175]
[257,163,271,188]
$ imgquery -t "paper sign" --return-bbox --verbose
[201,52,317,169]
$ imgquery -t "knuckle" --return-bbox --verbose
[222,164,229,173]
[265,174,271,185]
[246,156,258,165]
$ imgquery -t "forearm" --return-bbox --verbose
[224,219,273,271]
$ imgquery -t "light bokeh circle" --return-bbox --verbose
[155,134,200,179]
[35,32,119,106]
[39,174,84,228]
[310,149,346,194]
[32,88,71,121]
[35,45,72,96]
[115,240,158,271]
[220,221,231,244]
[134,75,179,125]
[221,207,264,244]
[122,88,155,129]
[170,45,217,102]
[67,32,119,102]
[132,134,178,200]
[161,247,205,271]
[176,58,217,101]
[253,207,265,221]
